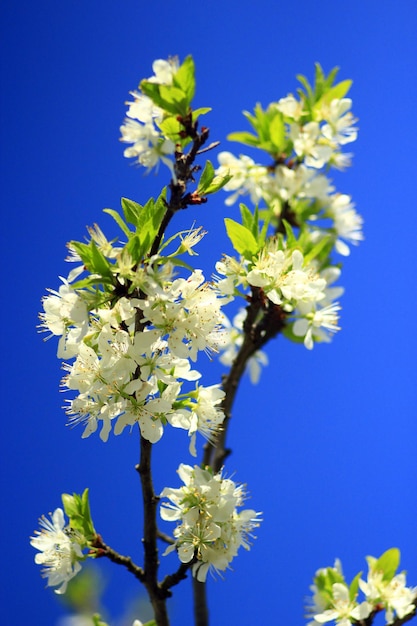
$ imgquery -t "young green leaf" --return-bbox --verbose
[103,209,132,237]
[121,197,144,227]
[224,218,259,259]
[203,172,233,195]
[173,55,195,103]
[349,571,363,602]
[375,548,400,581]
[240,203,256,234]
[62,489,96,541]
[89,240,113,278]
[269,113,285,151]
[197,160,215,194]
[227,131,259,147]
[158,115,188,146]
[92,616,109,626]
[192,106,212,120]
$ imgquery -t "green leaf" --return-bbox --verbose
[349,571,362,602]
[296,73,314,101]
[123,189,167,260]
[103,208,132,237]
[89,240,113,278]
[121,197,144,227]
[203,172,233,195]
[224,218,259,259]
[269,113,285,151]
[227,131,259,147]
[70,240,92,267]
[258,211,271,246]
[139,81,166,110]
[324,79,352,102]
[125,232,150,262]
[314,80,352,116]
[240,203,255,234]
[159,84,188,112]
[158,115,185,144]
[138,190,167,240]
[192,106,212,120]
[71,240,113,280]
[92,615,109,626]
[375,548,400,581]
[140,81,187,117]
[62,489,96,541]
[197,160,215,194]
[173,55,195,103]
[281,220,297,248]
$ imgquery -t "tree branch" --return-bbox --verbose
[136,437,171,625]
[204,287,287,471]
[161,561,192,592]
[91,534,144,582]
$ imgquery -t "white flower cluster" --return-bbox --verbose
[216,241,342,350]
[39,264,228,453]
[30,508,84,594]
[160,464,261,582]
[307,558,416,626]
[120,58,178,175]
[216,94,363,258]
[360,570,417,624]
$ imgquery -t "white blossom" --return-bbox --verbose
[146,57,179,85]
[321,98,358,146]
[139,270,227,361]
[120,57,178,176]
[290,122,334,169]
[161,465,261,581]
[216,151,268,206]
[30,508,84,594]
[275,94,303,120]
[309,582,372,626]
[327,193,364,256]
[39,277,89,359]
[247,245,326,310]
[293,302,341,350]
[169,384,225,456]
[359,570,417,624]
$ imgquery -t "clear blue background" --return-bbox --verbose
[1,1,416,625]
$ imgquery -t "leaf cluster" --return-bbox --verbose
[296,63,352,119]
[227,63,352,157]
[228,103,289,157]
[62,488,96,543]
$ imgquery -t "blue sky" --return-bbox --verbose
[1,1,416,625]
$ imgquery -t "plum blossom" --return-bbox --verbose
[293,302,341,350]
[30,508,84,594]
[216,152,268,206]
[321,98,358,147]
[169,384,225,456]
[39,275,88,359]
[290,122,334,169]
[308,582,372,626]
[120,57,178,175]
[246,245,327,310]
[359,569,417,624]
[139,269,228,361]
[327,193,364,256]
[161,464,261,581]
